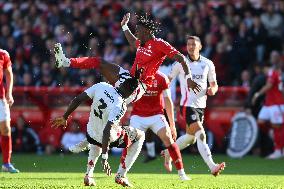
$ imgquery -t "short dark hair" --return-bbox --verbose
[186,35,201,43]
[121,66,144,95]
[135,13,160,35]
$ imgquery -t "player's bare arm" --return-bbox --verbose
[164,94,177,140]
[101,121,114,176]
[121,13,137,49]
[252,81,273,105]
[172,53,201,93]
[51,92,91,129]
[207,81,218,96]
[4,66,14,106]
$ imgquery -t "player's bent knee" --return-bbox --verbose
[0,122,11,135]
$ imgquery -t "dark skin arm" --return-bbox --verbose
[101,121,114,176]
[172,53,201,94]
[121,13,137,49]
[51,92,91,129]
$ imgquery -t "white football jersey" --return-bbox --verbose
[169,55,217,108]
[85,82,127,143]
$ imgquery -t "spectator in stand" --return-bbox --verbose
[11,115,42,154]
[240,70,251,87]
[61,120,86,152]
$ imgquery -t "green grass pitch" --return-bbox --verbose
[0,154,284,189]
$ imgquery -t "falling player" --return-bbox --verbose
[52,70,145,187]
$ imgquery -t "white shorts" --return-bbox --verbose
[115,67,146,104]
[258,105,284,124]
[0,99,10,122]
[130,114,169,135]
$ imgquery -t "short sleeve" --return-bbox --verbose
[208,61,217,83]
[84,84,98,98]
[161,74,170,90]
[3,50,12,69]
[169,62,181,79]
[156,39,179,58]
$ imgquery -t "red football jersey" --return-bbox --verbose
[131,71,170,117]
[264,69,284,106]
[0,49,12,99]
[130,38,179,85]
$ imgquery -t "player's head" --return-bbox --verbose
[135,13,160,41]
[186,35,202,56]
[117,67,144,99]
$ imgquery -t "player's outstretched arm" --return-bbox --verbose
[172,53,201,94]
[121,13,137,49]
[252,81,272,105]
[51,92,91,129]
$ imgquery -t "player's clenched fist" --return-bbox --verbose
[51,117,67,129]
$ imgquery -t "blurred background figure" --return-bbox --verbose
[60,120,85,153]
[11,115,42,154]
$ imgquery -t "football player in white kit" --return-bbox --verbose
[52,72,145,187]
[163,36,225,176]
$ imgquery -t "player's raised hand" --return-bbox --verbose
[51,117,67,129]
[101,159,112,176]
[121,13,130,26]
[187,78,201,94]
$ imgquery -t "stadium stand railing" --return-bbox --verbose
[11,86,248,149]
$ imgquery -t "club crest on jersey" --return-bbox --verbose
[201,65,205,70]
[191,114,197,120]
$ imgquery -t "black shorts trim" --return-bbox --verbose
[180,106,204,125]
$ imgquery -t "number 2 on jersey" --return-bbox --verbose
[94,98,107,119]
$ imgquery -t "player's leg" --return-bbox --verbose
[84,144,102,186]
[0,100,19,173]
[186,108,225,176]
[151,114,189,180]
[54,43,122,85]
[144,129,157,163]
[115,127,145,187]
[266,105,284,159]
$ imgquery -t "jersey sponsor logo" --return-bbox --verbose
[104,90,114,103]
[227,112,258,158]
[144,91,158,96]
[192,74,203,80]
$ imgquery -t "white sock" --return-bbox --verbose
[145,142,156,157]
[178,168,186,176]
[195,130,216,171]
[86,145,102,177]
[176,134,196,151]
[117,133,145,177]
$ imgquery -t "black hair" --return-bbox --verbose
[135,13,161,35]
[186,35,201,43]
[123,66,144,93]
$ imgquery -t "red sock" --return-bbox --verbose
[273,127,282,150]
[70,57,101,69]
[280,126,284,148]
[1,135,12,164]
[167,143,183,170]
[120,148,128,169]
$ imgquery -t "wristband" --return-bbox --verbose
[102,153,108,160]
[122,25,129,31]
